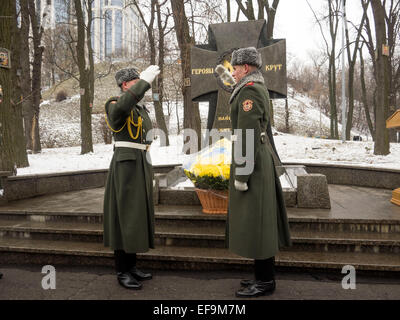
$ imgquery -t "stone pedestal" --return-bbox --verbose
[297,174,331,209]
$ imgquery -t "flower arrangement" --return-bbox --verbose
[183,139,231,190]
[183,138,231,214]
[184,160,230,190]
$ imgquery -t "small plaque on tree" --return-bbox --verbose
[382,44,389,56]
[0,48,11,69]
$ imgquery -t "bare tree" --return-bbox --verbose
[0,0,28,172]
[384,0,400,142]
[226,0,231,22]
[131,0,171,146]
[235,0,279,37]
[344,0,367,140]
[370,0,390,155]
[359,0,391,155]
[9,0,29,168]
[73,0,94,154]
[19,0,47,154]
[308,0,340,139]
[171,0,202,151]
[358,45,375,139]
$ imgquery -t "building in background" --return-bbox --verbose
[92,0,143,61]
[36,0,143,61]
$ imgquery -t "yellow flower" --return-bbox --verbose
[221,164,230,179]
[189,163,230,180]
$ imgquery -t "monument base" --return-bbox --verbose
[391,188,400,206]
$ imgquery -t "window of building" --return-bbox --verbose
[100,0,104,59]
[114,10,122,54]
[105,9,112,57]
[91,19,95,52]
[111,0,123,7]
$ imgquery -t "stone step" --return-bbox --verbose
[1,219,399,254]
[1,205,399,234]
[0,237,399,274]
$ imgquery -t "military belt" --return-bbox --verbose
[114,141,150,151]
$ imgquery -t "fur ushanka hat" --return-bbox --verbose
[115,67,140,87]
[230,47,262,69]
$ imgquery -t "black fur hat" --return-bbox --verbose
[231,47,262,69]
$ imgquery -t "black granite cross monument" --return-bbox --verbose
[190,20,287,134]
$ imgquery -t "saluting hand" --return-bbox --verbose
[140,65,161,85]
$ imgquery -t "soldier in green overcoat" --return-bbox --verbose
[227,47,292,298]
[103,65,160,290]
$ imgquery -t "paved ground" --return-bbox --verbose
[0,265,399,300]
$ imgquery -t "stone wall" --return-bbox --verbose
[2,163,399,204]
[287,163,400,190]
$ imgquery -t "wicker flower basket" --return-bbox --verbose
[195,188,228,214]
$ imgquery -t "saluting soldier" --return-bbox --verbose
[103,65,160,290]
[227,47,292,298]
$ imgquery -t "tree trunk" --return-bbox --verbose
[171,0,201,152]
[155,0,170,146]
[28,0,43,153]
[226,0,231,22]
[345,5,366,140]
[135,0,169,145]
[0,0,18,172]
[385,1,399,143]
[19,0,33,151]
[269,99,274,127]
[74,0,93,154]
[87,1,95,112]
[235,0,256,20]
[265,0,279,39]
[328,0,339,139]
[371,0,390,155]
[285,98,289,133]
[11,1,29,167]
[328,54,339,139]
[359,48,375,140]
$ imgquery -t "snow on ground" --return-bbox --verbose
[16,133,400,176]
[273,87,366,139]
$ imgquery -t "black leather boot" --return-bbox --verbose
[129,267,152,281]
[240,279,255,287]
[0,272,3,279]
[235,280,276,298]
[117,272,142,290]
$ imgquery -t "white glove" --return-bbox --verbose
[234,180,248,191]
[140,65,160,85]
[215,64,236,85]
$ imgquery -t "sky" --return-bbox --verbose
[270,0,365,63]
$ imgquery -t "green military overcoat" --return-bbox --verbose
[227,70,292,260]
[103,79,155,253]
